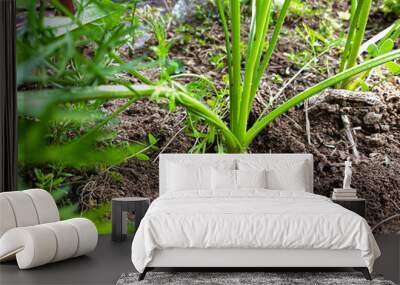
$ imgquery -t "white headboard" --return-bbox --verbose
[159,153,314,195]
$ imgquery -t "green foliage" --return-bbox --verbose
[210,52,226,69]
[17,0,160,236]
[285,1,400,92]
[382,0,400,15]
[338,0,372,77]
[81,203,113,234]
[143,7,185,81]
[17,0,144,87]
[109,171,124,182]
[175,22,210,47]
[34,167,72,192]
[19,0,400,156]
[18,108,151,168]
[288,21,343,74]
[286,19,347,83]
[148,133,158,146]
[342,19,400,90]
[17,0,156,170]
[288,0,314,16]
[181,76,229,153]
[336,0,399,90]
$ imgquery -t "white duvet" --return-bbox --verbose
[131,190,380,273]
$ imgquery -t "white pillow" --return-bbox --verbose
[212,168,237,190]
[167,162,211,191]
[266,166,307,191]
[238,159,308,191]
[236,169,267,189]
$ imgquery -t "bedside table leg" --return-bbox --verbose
[112,202,123,242]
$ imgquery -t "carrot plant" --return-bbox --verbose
[20,0,400,153]
[337,0,400,90]
[338,0,373,77]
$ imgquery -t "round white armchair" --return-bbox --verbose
[0,189,98,269]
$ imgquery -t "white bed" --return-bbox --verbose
[131,154,380,280]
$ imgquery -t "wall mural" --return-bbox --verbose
[17,0,400,234]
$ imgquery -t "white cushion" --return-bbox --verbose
[167,162,212,191]
[212,169,268,190]
[65,218,98,257]
[266,166,307,191]
[0,196,16,237]
[212,168,237,190]
[163,157,237,193]
[42,221,79,262]
[238,159,309,191]
[236,169,267,189]
[24,189,59,223]
[0,226,57,269]
[1,192,39,227]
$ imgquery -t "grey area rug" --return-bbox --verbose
[116,272,395,285]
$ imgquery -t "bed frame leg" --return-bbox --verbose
[138,268,148,281]
[354,267,371,280]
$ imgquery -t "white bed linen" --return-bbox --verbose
[131,190,380,273]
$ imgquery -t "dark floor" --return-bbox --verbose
[0,234,398,285]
